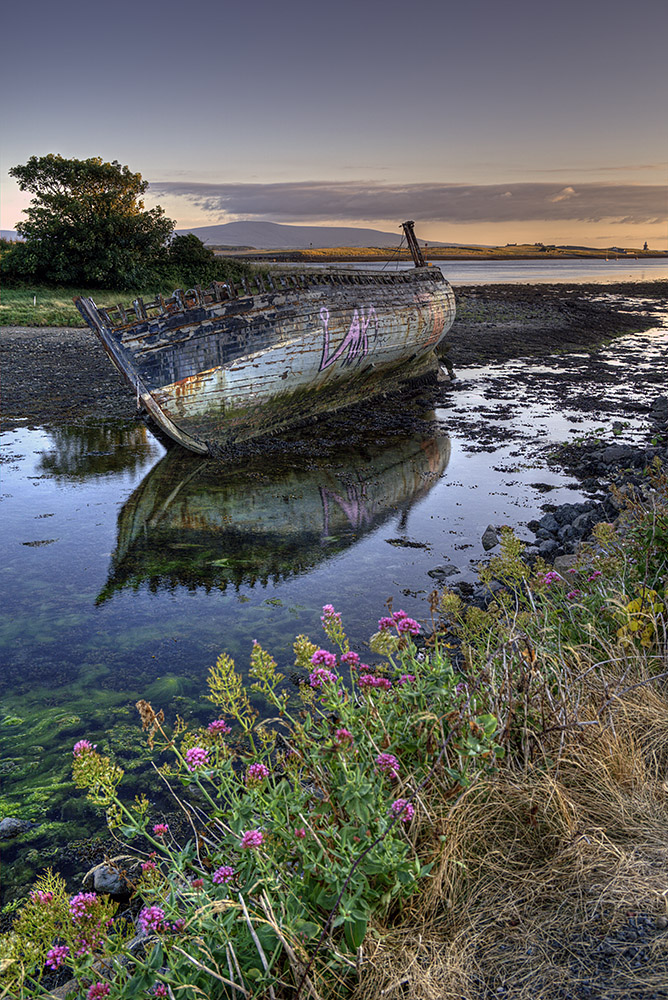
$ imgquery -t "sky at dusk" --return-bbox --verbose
[1,0,666,248]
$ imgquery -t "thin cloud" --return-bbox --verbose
[149,181,666,224]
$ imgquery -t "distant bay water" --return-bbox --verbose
[308,258,668,284]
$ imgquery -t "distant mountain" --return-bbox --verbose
[175,221,457,250]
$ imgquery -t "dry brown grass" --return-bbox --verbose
[348,676,668,1000]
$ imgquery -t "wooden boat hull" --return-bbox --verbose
[76,266,455,456]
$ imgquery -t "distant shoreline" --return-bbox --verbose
[216,244,668,264]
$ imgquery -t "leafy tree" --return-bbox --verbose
[6,154,175,287]
[162,233,219,286]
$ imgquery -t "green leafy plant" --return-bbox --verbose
[1,607,499,998]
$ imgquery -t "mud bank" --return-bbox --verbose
[1,282,666,428]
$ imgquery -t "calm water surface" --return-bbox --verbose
[313,258,668,284]
[1,312,667,900]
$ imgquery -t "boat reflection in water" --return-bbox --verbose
[97,422,450,603]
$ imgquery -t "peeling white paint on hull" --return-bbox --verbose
[76,264,455,456]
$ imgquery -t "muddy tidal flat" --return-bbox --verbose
[1,281,666,426]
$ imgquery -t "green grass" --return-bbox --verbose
[0,285,171,328]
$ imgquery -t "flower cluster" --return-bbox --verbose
[73,739,95,756]
[539,570,562,586]
[320,603,347,647]
[246,762,270,784]
[377,610,420,636]
[138,905,166,935]
[87,984,110,1000]
[398,674,415,685]
[153,823,169,837]
[376,753,400,779]
[68,893,110,956]
[309,666,337,688]
[335,727,353,745]
[212,864,236,884]
[69,892,98,922]
[45,945,69,970]
[240,829,263,850]
[311,648,337,668]
[390,798,415,823]
[31,890,54,905]
[359,674,392,691]
[185,746,209,771]
[207,718,231,735]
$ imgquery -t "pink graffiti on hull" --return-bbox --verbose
[319,305,378,372]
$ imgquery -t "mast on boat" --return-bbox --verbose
[401,220,427,268]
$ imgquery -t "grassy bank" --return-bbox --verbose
[2,460,667,998]
[0,285,159,328]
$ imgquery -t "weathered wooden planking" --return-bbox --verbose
[76,267,455,455]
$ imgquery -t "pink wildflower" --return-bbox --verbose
[392,610,408,621]
[340,651,360,666]
[377,616,395,631]
[171,918,185,933]
[390,799,415,823]
[311,648,337,668]
[588,570,603,581]
[153,823,169,836]
[246,762,270,783]
[294,827,307,839]
[69,892,97,922]
[191,878,204,889]
[141,861,157,873]
[309,666,337,687]
[540,571,561,586]
[359,674,391,690]
[45,945,69,970]
[152,987,168,998]
[185,746,209,770]
[207,719,231,735]
[397,617,420,636]
[335,727,353,744]
[240,829,264,850]
[138,905,166,935]
[320,604,341,623]
[567,590,582,600]
[212,864,236,884]
[73,739,95,756]
[398,674,415,685]
[86,985,110,1000]
[376,752,400,779]
[31,890,54,904]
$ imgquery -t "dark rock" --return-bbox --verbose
[482,525,499,550]
[538,513,559,534]
[92,865,131,898]
[538,539,559,558]
[428,563,459,580]
[0,817,33,840]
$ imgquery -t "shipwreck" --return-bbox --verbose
[75,221,455,456]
